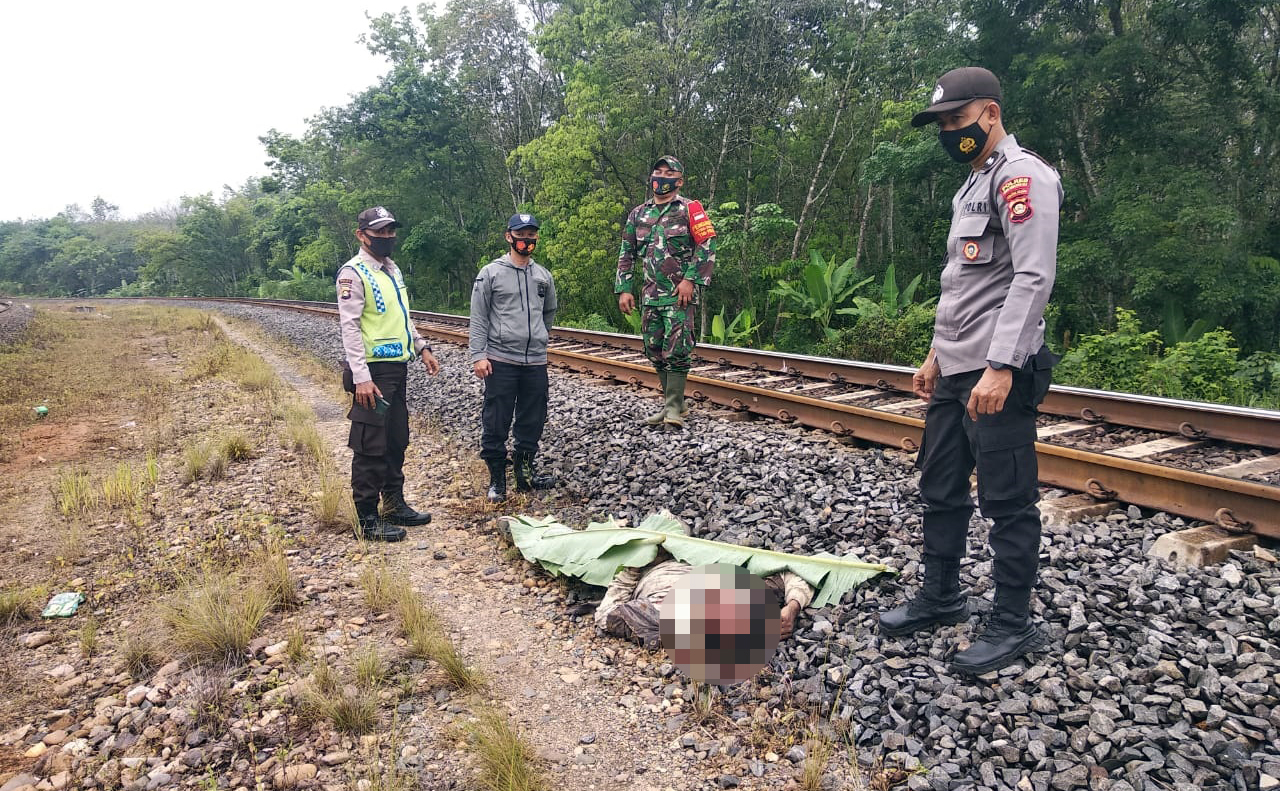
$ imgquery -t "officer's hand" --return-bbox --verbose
[779,601,802,640]
[618,292,635,315]
[913,359,940,401]
[675,279,695,308]
[354,380,383,409]
[473,359,493,379]
[966,367,1013,420]
[421,350,440,376]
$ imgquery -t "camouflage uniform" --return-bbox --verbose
[615,195,716,373]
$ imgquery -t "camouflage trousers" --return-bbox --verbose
[641,305,696,373]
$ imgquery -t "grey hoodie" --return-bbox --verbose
[469,254,558,365]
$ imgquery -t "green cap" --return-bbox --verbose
[651,155,684,173]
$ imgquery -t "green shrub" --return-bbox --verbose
[814,303,935,366]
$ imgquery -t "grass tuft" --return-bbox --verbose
[299,659,378,734]
[464,706,547,791]
[121,629,164,678]
[0,587,41,626]
[800,736,833,791]
[316,473,354,533]
[354,645,387,688]
[102,462,143,510]
[219,431,254,462]
[359,561,403,614]
[79,617,99,658]
[56,468,99,517]
[162,575,270,664]
[257,542,300,609]
[227,349,276,391]
[285,626,309,664]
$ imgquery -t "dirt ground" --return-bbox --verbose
[0,306,863,791]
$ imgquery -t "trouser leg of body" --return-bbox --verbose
[879,373,977,635]
[512,364,554,491]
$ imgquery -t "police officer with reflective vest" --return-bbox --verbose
[879,68,1062,675]
[338,207,441,542]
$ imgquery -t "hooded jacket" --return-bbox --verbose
[469,254,558,366]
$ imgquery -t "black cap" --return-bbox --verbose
[507,213,540,231]
[357,206,399,230]
[911,67,1003,127]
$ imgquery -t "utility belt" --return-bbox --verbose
[340,359,407,394]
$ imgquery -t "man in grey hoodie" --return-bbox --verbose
[470,214,559,502]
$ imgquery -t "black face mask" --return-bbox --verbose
[651,175,680,196]
[939,114,991,163]
[510,237,536,256]
[364,234,395,258]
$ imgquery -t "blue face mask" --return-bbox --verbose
[651,175,680,195]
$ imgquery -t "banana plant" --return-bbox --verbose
[843,263,935,322]
[769,249,874,339]
[504,511,891,608]
[707,306,763,346]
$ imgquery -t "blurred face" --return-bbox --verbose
[358,225,397,257]
[937,100,996,132]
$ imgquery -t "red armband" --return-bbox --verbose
[687,200,717,245]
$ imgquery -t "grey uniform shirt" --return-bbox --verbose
[932,134,1062,376]
[469,254,558,366]
[337,250,429,385]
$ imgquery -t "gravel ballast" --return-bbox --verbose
[209,301,1280,791]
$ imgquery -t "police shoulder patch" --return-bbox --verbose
[999,176,1033,224]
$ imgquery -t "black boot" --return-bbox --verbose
[486,460,507,503]
[950,586,1046,675]
[380,490,432,526]
[512,452,554,492]
[354,500,406,543]
[878,558,970,636]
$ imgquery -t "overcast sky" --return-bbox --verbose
[0,0,417,222]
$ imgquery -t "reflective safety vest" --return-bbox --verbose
[350,260,414,363]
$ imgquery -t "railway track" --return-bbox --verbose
[116,298,1280,539]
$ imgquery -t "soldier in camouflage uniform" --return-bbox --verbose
[616,155,717,427]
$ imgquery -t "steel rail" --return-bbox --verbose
[82,298,1280,537]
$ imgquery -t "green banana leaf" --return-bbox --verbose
[505,511,893,608]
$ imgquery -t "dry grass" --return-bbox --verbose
[359,561,403,615]
[285,626,309,664]
[463,705,547,791]
[187,668,232,733]
[349,734,417,791]
[162,575,271,665]
[299,658,379,734]
[316,474,354,533]
[256,542,300,609]
[226,349,277,391]
[56,468,99,517]
[800,735,833,791]
[0,587,41,626]
[182,440,228,483]
[79,617,99,658]
[354,645,387,688]
[219,431,254,462]
[121,629,164,678]
[102,462,143,510]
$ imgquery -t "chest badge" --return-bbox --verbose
[962,241,981,261]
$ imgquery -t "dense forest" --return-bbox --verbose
[2,0,1278,404]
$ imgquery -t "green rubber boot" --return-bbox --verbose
[644,369,670,425]
[663,371,688,428]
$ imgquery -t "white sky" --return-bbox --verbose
[0,0,418,222]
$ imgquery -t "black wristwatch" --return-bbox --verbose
[987,360,1012,371]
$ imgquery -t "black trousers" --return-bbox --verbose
[480,361,549,461]
[917,348,1055,590]
[348,362,411,505]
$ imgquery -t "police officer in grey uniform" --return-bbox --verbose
[879,68,1061,675]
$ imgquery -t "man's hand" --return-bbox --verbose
[473,359,493,379]
[618,292,635,315]
[421,350,440,376]
[966,366,1013,420]
[912,356,941,401]
[779,601,802,640]
[354,380,383,409]
[675,279,695,308]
